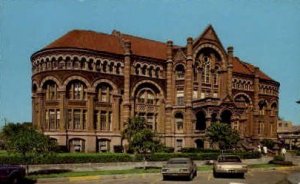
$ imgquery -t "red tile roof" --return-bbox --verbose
[232,57,273,80]
[45,30,124,55]
[45,30,168,60]
[44,29,275,81]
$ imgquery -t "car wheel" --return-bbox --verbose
[10,176,20,184]
[240,173,245,178]
[213,170,218,178]
[188,173,193,181]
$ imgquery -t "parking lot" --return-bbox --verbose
[38,168,299,184]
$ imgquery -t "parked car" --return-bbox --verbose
[161,157,197,180]
[213,155,248,178]
[0,165,26,184]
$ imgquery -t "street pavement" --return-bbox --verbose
[37,168,300,184]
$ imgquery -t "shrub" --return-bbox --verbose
[0,150,261,165]
[156,146,174,153]
[261,139,275,149]
[273,155,285,161]
[235,151,262,159]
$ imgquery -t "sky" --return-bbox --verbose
[0,0,300,127]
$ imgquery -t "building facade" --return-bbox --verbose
[31,25,280,152]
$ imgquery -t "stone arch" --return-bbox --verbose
[195,110,206,131]
[63,76,91,88]
[131,80,164,98]
[193,43,225,65]
[40,76,61,89]
[220,109,233,124]
[32,81,38,93]
[92,79,118,94]
[141,64,147,75]
[173,63,186,72]
[148,65,154,77]
[233,93,252,105]
[115,62,122,74]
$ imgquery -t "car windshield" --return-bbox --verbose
[167,160,189,164]
[218,156,241,162]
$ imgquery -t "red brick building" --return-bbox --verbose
[31,25,279,152]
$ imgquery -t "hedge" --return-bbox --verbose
[0,151,261,165]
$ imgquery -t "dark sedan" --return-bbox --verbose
[0,165,26,184]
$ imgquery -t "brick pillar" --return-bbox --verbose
[185,37,193,107]
[165,40,173,135]
[123,40,132,126]
[185,37,194,147]
[252,67,260,137]
[32,95,38,129]
[58,89,66,131]
[36,90,44,130]
[87,91,95,131]
[113,95,121,131]
[227,46,234,97]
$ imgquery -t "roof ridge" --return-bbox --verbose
[120,32,168,45]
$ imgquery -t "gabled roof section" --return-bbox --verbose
[193,25,226,53]
[232,57,274,81]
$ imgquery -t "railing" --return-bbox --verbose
[135,104,157,112]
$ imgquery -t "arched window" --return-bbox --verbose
[175,112,184,131]
[196,111,206,131]
[66,80,86,100]
[213,66,219,85]
[96,83,113,103]
[138,89,155,105]
[43,80,58,100]
[221,110,232,124]
[203,56,211,84]
[271,103,277,116]
[175,64,185,80]
[258,100,267,115]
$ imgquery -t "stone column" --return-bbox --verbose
[227,46,234,97]
[122,40,132,126]
[87,91,95,131]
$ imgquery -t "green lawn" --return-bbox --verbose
[27,163,288,180]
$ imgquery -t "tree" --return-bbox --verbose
[206,122,240,150]
[122,116,162,154]
[1,123,57,159]
[261,139,275,149]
